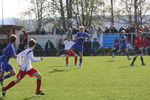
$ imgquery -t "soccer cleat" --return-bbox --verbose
[128,58,132,60]
[142,63,146,66]
[2,87,6,97]
[79,64,82,68]
[74,64,78,66]
[112,54,115,58]
[36,91,45,95]
[130,63,135,66]
[0,79,3,86]
[66,64,70,66]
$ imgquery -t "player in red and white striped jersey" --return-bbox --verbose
[2,39,45,97]
[63,35,78,66]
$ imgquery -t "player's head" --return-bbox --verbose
[29,38,36,49]
[121,30,125,35]
[67,35,71,41]
[9,34,17,44]
[79,26,85,33]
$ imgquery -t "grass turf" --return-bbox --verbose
[1,56,150,100]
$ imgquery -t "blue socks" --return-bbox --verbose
[125,52,129,59]
[80,58,82,64]
[3,73,14,79]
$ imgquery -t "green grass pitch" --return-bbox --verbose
[1,56,150,100]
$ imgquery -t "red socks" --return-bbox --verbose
[4,81,16,91]
[36,79,41,92]
[66,56,69,65]
[75,56,77,65]
[4,79,42,92]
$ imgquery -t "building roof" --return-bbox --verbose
[0,25,23,30]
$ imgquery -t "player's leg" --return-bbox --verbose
[32,72,45,95]
[3,69,16,80]
[0,61,6,86]
[79,51,83,68]
[74,54,78,66]
[130,54,138,66]
[2,71,25,97]
[112,49,120,58]
[140,54,145,66]
[124,48,131,60]
[66,54,69,66]
[0,72,4,86]
[69,50,78,66]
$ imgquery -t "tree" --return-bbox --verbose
[30,0,47,30]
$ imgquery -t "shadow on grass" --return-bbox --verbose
[23,96,40,100]
[105,60,116,62]
[0,97,5,100]
[119,66,130,68]
[47,65,68,68]
[49,67,78,73]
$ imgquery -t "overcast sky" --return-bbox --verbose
[0,0,149,19]
[0,0,30,19]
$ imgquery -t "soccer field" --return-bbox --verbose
[1,56,150,100]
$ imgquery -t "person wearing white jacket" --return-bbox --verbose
[2,39,45,97]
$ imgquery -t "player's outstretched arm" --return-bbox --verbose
[29,52,43,62]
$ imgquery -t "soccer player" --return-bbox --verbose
[130,31,145,66]
[0,34,17,86]
[68,26,92,68]
[112,38,120,57]
[63,35,78,66]
[113,30,131,60]
[2,39,45,97]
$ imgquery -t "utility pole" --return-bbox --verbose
[1,0,4,25]
[134,0,138,26]
[110,0,114,25]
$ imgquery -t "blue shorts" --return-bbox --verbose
[71,44,83,52]
[0,60,14,72]
[120,44,127,50]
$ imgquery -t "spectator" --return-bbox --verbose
[59,27,66,34]
[130,24,136,33]
[83,38,92,56]
[34,43,43,56]
[17,41,25,53]
[52,26,60,35]
[110,25,118,33]
[144,25,149,32]
[72,27,79,35]
[92,38,100,56]
[89,26,95,34]
[119,26,126,33]
[67,28,72,34]
[56,39,65,56]
[45,40,55,56]
[36,28,40,35]
[126,25,131,33]
[41,28,47,35]
[104,26,110,34]
[23,31,28,46]
[85,27,89,33]
[97,26,103,38]
[138,25,144,32]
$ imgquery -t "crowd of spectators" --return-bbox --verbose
[0,24,149,56]
[50,24,150,35]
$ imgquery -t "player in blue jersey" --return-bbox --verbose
[68,26,92,68]
[0,34,17,86]
[113,30,131,60]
